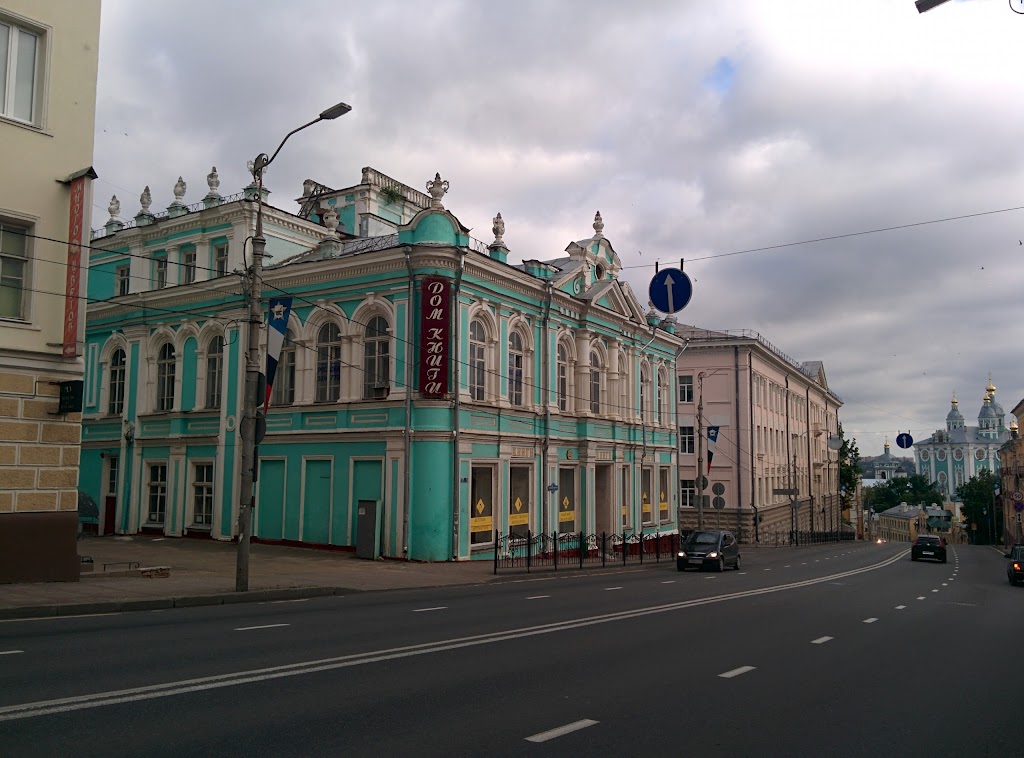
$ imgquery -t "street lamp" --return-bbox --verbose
[236,101,352,593]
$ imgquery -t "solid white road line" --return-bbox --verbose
[604,587,622,591]
[526,595,550,600]
[412,607,448,613]
[525,719,599,743]
[0,650,24,656]
[895,605,907,610]
[234,624,290,631]
[811,637,833,644]
[863,618,878,624]
[719,666,756,679]
[660,581,675,584]
[268,598,310,605]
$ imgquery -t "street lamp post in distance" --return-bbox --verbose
[236,101,352,593]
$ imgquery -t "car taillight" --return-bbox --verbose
[1014,562,1021,571]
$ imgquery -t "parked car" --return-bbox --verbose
[677,530,740,572]
[910,534,947,563]
[1006,545,1024,586]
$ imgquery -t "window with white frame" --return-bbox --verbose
[657,369,669,425]
[154,257,167,289]
[468,319,487,401]
[557,343,569,412]
[0,19,40,124]
[214,243,228,276]
[680,479,696,508]
[679,425,694,454]
[315,323,342,402]
[679,374,693,403]
[116,265,130,296]
[271,329,295,405]
[182,248,196,284]
[107,456,119,497]
[205,336,224,409]
[156,343,175,411]
[508,330,524,407]
[640,366,651,423]
[108,348,126,415]
[363,315,390,398]
[147,463,167,525]
[192,463,214,527]
[0,222,28,320]
[589,353,602,414]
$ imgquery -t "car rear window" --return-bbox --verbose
[918,536,940,544]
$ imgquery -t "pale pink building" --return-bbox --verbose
[674,328,843,542]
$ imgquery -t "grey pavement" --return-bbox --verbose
[0,535,501,618]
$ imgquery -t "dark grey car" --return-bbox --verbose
[677,530,740,572]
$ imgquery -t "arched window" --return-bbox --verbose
[657,368,669,425]
[589,353,602,414]
[316,323,342,402]
[640,365,651,423]
[363,316,390,399]
[508,331,524,407]
[557,343,569,412]
[108,348,126,415]
[156,343,175,411]
[469,319,487,401]
[205,335,224,409]
[271,328,296,406]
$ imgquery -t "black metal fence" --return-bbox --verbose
[493,530,677,574]
[758,530,856,547]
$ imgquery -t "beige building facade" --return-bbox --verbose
[0,0,101,582]
[675,329,843,543]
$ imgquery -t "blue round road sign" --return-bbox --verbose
[896,433,913,449]
[648,268,693,315]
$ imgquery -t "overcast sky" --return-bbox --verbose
[92,0,1024,458]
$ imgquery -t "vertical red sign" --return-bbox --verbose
[62,176,87,358]
[419,276,450,397]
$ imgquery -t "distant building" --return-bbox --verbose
[914,381,1009,499]
[877,503,927,543]
[998,407,1022,547]
[860,440,907,488]
[0,1,101,583]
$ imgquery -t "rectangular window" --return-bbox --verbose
[116,265,130,296]
[679,425,694,454]
[205,348,222,408]
[0,222,28,320]
[182,248,196,284]
[192,463,214,527]
[154,257,167,289]
[470,465,493,546]
[271,343,295,405]
[641,468,653,526]
[147,464,167,525]
[107,456,119,496]
[214,243,228,276]
[659,468,670,522]
[0,20,39,123]
[680,479,696,508]
[678,374,693,403]
[558,467,576,534]
[621,468,631,530]
[509,465,530,537]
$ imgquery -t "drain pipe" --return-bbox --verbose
[451,249,467,559]
[542,280,553,535]
[403,246,414,557]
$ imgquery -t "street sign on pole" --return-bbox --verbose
[1014,502,1024,513]
[647,268,693,314]
[1012,491,1023,502]
[896,432,913,449]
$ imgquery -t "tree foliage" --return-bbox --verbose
[863,474,944,512]
[956,469,1000,544]
[838,423,860,496]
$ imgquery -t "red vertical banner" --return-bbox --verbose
[62,176,87,357]
[419,276,450,397]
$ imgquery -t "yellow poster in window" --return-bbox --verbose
[470,516,492,532]
[509,512,529,526]
[558,510,575,523]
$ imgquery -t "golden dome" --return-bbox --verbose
[1011,420,1019,432]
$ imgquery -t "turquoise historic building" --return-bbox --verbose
[914,380,1009,499]
[80,167,682,560]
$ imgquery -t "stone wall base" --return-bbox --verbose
[0,511,80,583]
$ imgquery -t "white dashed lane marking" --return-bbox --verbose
[604,587,622,591]
[917,596,926,600]
[811,637,833,645]
[234,623,290,631]
[931,589,939,593]
[863,618,878,624]
[719,666,756,679]
[895,605,907,610]
[525,719,599,743]
[412,607,448,613]
[526,595,550,600]
[660,581,675,585]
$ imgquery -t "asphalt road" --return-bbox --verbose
[0,541,1018,757]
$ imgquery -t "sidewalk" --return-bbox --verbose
[0,535,501,620]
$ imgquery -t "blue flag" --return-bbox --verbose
[706,426,720,474]
[265,297,293,410]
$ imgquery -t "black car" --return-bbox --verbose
[677,530,740,572]
[911,534,947,563]
[1006,545,1024,586]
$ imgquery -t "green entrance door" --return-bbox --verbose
[302,459,332,545]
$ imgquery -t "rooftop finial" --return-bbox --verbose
[207,167,220,194]
[139,185,152,213]
[426,172,449,209]
[491,212,505,246]
[107,195,121,221]
[593,211,605,239]
[172,176,187,204]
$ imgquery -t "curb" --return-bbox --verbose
[0,585,360,621]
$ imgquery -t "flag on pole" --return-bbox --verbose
[264,297,293,411]
[706,426,720,474]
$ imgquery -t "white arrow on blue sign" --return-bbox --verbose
[648,268,693,315]
[896,433,913,449]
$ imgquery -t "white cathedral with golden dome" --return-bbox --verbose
[914,379,1010,498]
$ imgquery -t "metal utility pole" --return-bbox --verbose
[696,372,704,530]
[235,102,351,592]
